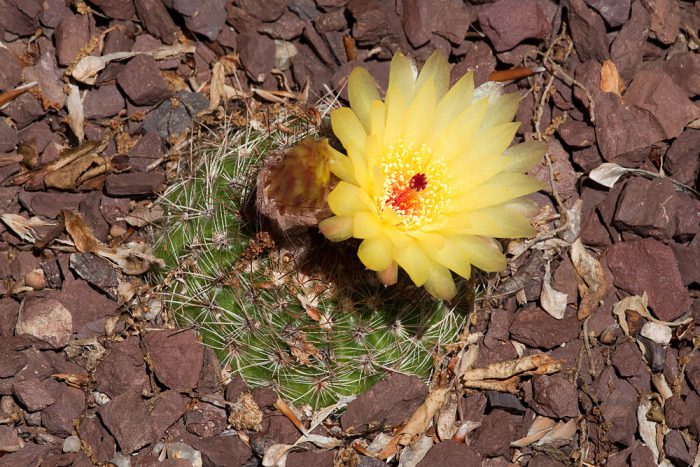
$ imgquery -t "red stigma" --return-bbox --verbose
[409,173,428,191]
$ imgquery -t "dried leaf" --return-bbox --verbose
[397,435,433,467]
[541,262,568,319]
[63,210,99,252]
[0,214,56,243]
[0,81,38,109]
[511,416,556,447]
[651,373,673,400]
[435,392,458,441]
[637,397,660,461]
[261,443,293,467]
[95,242,164,275]
[45,154,105,191]
[600,60,624,97]
[536,419,577,445]
[66,84,84,143]
[72,45,195,84]
[589,162,633,188]
[461,354,561,382]
[124,204,164,227]
[377,387,450,459]
[613,293,693,334]
[570,239,607,320]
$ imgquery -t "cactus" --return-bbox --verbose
[153,107,473,408]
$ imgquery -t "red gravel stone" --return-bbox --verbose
[134,0,179,44]
[530,374,579,418]
[104,171,166,196]
[41,379,86,437]
[287,451,335,467]
[470,409,522,457]
[98,390,157,453]
[340,373,428,434]
[509,306,581,350]
[117,55,172,106]
[606,238,690,321]
[143,329,204,391]
[478,0,550,52]
[54,13,92,66]
[12,379,55,411]
[0,48,23,91]
[568,0,609,61]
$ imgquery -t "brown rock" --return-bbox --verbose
[18,121,54,154]
[347,0,405,47]
[583,0,630,27]
[40,0,71,27]
[54,14,92,67]
[660,52,700,97]
[0,0,41,36]
[557,119,595,148]
[98,390,157,453]
[0,298,19,336]
[104,171,166,196]
[664,395,689,430]
[18,190,82,219]
[0,425,21,453]
[117,55,171,106]
[611,338,645,378]
[1,93,45,129]
[57,277,118,337]
[287,451,335,467]
[470,409,522,457]
[238,33,276,82]
[610,1,649,80]
[185,402,227,438]
[176,0,226,40]
[134,0,179,44]
[417,440,480,466]
[69,252,118,297]
[0,48,22,92]
[94,339,148,398]
[606,238,690,321]
[192,435,253,466]
[341,373,428,434]
[237,0,287,22]
[16,296,72,348]
[478,0,550,52]
[0,347,28,378]
[671,235,700,286]
[77,416,115,464]
[127,131,164,172]
[594,369,638,446]
[665,128,700,186]
[90,0,135,20]
[196,347,222,394]
[12,379,55,411]
[83,85,126,120]
[143,329,204,391]
[403,0,472,47]
[528,456,567,467]
[625,69,700,141]
[314,9,345,33]
[664,430,695,466]
[568,0,609,62]
[531,374,578,418]
[41,379,86,437]
[644,0,680,45]
[451,41,496,87]
[0,121,18,152]
[528,139,577,200]
[509,306,581,350]
[224,375,248,403]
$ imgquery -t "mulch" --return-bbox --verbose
[0,0,698,466]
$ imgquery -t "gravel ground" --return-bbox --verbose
[0,0,699,466]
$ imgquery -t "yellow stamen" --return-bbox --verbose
[378,140,451,229]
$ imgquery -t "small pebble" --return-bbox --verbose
[111,451,131,467]
[640,321,672,345]
[93,391,111,406]
[63,435,81,453]
[167,441,203,467]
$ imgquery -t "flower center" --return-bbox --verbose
[378,140,450,229]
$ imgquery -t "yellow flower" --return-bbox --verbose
[319,51,546,300]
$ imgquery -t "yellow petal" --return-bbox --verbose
[354,211,383,238]
[402,78,437,145]
[369,100,386,145]
[441,205,536,238]
[327,181,372,216]
[432,71,474,136]
[450,155,509,194]
[378,262,398,286]
[415,50,450,101]
[358,236,393,271]
[327,146,356,183]
[331,107,366,156]
[319,216,354,242]
[348,67,379,132]
[503,197,540,217]
[458,121,520,165]
[423,263,458,300]
[479,92,520,129]
[430,98,489,162]
[457,173,546,211]
[384,53,416,146]
[501,140,547,173]
[458,236,506,272]
[394,242,430,286]
[422,238,471,279]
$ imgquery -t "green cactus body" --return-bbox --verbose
[153,110,470,408]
